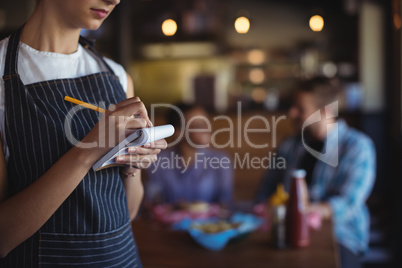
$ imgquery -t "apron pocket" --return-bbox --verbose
[38,223,139,268]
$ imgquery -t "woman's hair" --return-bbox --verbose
[166,102,200,129]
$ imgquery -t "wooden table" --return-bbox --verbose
[131,218,339,268]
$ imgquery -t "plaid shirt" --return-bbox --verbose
[256,120,376,254]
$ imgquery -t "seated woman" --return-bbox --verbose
[145,103,233,207]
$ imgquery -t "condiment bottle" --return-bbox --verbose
[269,184,289,249]
[286,169,310,248]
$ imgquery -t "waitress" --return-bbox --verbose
[0,0,166,267]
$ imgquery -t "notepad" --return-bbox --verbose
[92,124,175,171]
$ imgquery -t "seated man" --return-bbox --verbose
[145,103,233,207]
[255,77,376,268]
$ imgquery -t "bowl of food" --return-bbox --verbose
[173,213,263,251]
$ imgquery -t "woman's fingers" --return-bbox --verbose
[108,97,154,129]
[125,118,148,130]
[115,153,157,169]
[110,96,141,109]
[109,97,149,120]
[127,146,161,156]
[154,139,168,149]
[115,143,165,169]
[143,139,167,150]
[86,97,156,159]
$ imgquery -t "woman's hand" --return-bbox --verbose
[117,139,168,174]
[79,97,151,165]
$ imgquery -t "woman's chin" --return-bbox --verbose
[81,21,104,31]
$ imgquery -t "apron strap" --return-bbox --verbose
[3,25,24,78]
[79,35,116,75]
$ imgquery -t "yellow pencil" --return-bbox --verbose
[64,96,106,113]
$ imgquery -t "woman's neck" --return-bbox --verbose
[20,4,81,54]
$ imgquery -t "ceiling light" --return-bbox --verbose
[162,19,177,36]
[235,17,250,34]
[309,15,324,32]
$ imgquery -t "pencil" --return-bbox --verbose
[64,96,106,113]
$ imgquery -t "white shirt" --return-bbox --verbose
[0,37,128,162]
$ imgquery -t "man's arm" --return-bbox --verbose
[326,137,376,222]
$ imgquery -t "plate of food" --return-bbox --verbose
[173,213,263,251]
[151,202,221,225]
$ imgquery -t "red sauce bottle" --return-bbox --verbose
[286,169,310,248]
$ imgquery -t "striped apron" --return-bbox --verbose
[0,27,142,267]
